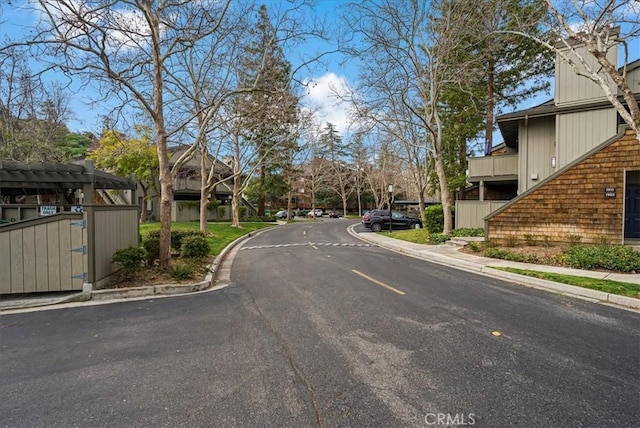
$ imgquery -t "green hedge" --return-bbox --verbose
[483,247,540,264]
[146,229,206,251]
[423,205,455,233]
[565,245,640,273]
[452,228,484,237]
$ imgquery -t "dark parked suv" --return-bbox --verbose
[362,209,423,232]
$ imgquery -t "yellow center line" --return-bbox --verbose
[351,269,406,296]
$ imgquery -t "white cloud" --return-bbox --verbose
[34,1,153,51]
[302,72,352,135]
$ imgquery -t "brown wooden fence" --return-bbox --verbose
[0,205,139,294]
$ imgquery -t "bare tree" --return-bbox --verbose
[343,0,476,234]
[351,91,431,220]
[163,2,253,233]
[1,0,239,268]
[508,0,640,141]
[214,99,302,227]
[166,1,322,232]
[0,46,72,162]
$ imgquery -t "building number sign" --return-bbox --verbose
[604,187,616,198]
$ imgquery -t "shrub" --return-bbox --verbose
[206,200,220,211]
[171,230,205,251]
[112,246,147,279]
[147,229,205,252]
[428,233,450,244]
[523,234,536,246]
[238,206,248,219]
[180,234,210,258]
[424,205,453,233]
[540,234,552,247]
[484,239,497,248]
[177,200,200,211]
[451,228,485,237]
[504,235,518,248]
[594,235,612,245]
[142,236,160,265]
[217,206,226,219]
[483,247,539,264]
[170,260,196,280]
[565,234,582,247]
[244,216,276,222]
[467,242,481,252]
[565,245,640,273]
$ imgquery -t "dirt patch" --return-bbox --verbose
[98,256,214,290]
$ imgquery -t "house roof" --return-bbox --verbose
[0,160,136,194]
[168,144,233,176]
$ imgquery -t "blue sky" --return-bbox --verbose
[1,1,638,142]
[0,0,355,135]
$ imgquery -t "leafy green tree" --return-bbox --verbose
[62,132,94,160]
[88,127,159,223]
[425,0,551,203]
[469,0,553,154]
[236,4,299,216]
[316,122,354,215]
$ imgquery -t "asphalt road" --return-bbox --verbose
[1,219,639,427]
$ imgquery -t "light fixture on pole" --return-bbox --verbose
[388,184,393,233]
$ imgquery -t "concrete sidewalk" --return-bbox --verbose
[348,225,639,311]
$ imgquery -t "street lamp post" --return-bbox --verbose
[388,184,393,233]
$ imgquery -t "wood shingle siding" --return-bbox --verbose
[487,129,640,245]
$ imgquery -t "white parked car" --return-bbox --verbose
[306,209,323,218]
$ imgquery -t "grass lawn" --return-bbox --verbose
[490,266,640,298]
[140,221,274,256]
[378,228,431,244]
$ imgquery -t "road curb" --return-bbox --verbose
[347,224,640,311]
[88,227,272,302]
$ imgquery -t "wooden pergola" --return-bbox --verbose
[0,159,136,203]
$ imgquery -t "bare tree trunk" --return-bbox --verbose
[485,58,495,155]
[356,174,362,217]
[157,133,172,268]
[141,2,172,268]
[342,194,348,217]
[257,165,266,216]
[199,143,210,234]
[592,51,640,139]
[231,159,241,227]
[139,184,149,224]
[432,122,453,234]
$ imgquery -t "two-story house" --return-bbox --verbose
[150,145,256,222]
[459,39,640,245]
